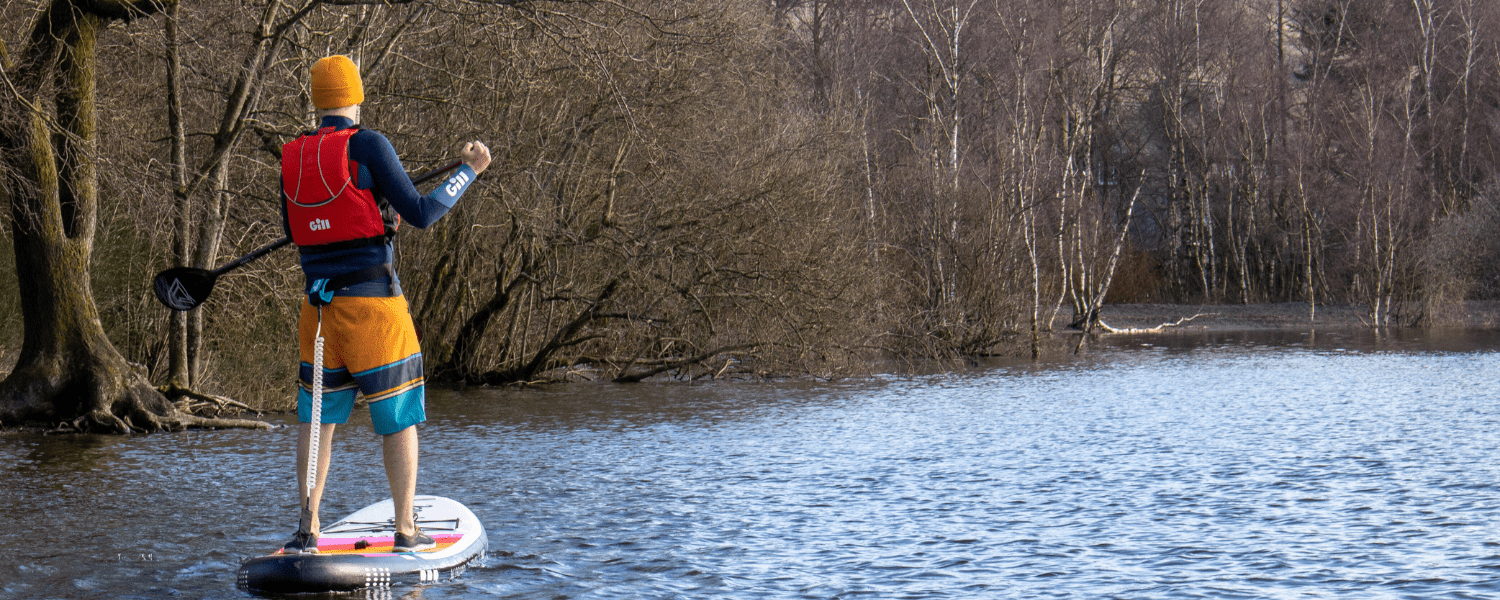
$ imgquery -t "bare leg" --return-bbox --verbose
[383,425,420,535]
[296,422,337,533]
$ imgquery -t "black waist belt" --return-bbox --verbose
[299,236,388,255]
[307,264,391,306]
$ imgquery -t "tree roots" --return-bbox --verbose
[3,358,272,434]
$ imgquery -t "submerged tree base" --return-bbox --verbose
[0,353,270,433]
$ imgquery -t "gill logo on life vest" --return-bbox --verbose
[309,218,332,231]
[444,171,471,196]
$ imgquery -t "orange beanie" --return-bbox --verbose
[310,55,363,109]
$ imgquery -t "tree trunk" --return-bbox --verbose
[0,1,264,432]
[165,0,192,390]
[164,0,291,391]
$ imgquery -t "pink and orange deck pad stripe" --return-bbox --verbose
[276,534,463,555]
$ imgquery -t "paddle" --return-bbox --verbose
[152,160,464,311]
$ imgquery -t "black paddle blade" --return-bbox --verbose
[153,267,217,311]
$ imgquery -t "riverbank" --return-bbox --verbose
[1096,301,1500,332]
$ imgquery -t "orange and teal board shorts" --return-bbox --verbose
[297,296,425,435]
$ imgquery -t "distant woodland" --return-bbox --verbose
[3,0,1500,417]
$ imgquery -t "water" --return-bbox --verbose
[4,329,1500,599]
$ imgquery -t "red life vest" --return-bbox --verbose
[282,126,393,248]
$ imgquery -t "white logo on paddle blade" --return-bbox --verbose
[158,277,196,310]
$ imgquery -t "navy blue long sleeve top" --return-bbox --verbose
[281,115,477,297]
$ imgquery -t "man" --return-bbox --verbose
[280,55,490,554]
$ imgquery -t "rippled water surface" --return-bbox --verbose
[5,330,1500,599]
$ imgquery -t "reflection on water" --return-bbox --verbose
[4,329,1500,598]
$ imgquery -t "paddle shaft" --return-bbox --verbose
[216,160,464,276]
[152,160,466,312]
[214,237,290,276]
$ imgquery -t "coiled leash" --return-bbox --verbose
[296,264,390,544]
[297,306,326,542]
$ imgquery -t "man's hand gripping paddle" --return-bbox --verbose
[151,161,464,311]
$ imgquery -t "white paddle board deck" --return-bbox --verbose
[239,495,486,594]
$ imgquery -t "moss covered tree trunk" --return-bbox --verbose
[0,0,263,432]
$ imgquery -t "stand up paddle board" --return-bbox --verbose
[239,495,486,594]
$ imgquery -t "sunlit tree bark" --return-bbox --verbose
[0,0,263,431]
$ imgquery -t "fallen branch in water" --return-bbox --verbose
[159,385,257,416]
[1097,313,1214,334]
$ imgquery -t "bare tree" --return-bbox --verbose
[0,0,263,431]
[160,0,317,395]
